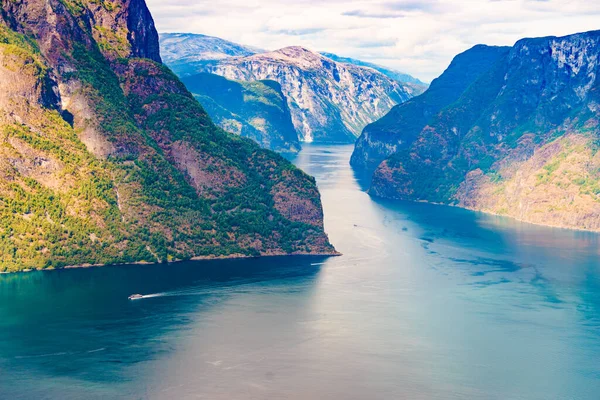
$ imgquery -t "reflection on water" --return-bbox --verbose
[1,144,599,399]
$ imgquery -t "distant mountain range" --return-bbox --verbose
[159,32,263,68]
[160,33,425,145]
[319,52,426,86]
[352,30,600,232]
[202,46,422,143]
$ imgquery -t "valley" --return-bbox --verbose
[1,2,600,397]
[1,145,598,399]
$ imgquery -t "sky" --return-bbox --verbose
[146,0,600,82]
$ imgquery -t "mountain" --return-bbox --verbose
[319,52,427,87]
[351,45,510,171]
[161,35,299,153]
[159,32,262,76]
[0,0,335,272]
[202,47,420,143]
[160,35,421,144]
[182,73,300,153]
[361,31,600,231]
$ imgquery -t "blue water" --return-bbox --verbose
[1,144,599,399]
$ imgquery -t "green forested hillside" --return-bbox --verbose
[0,0,334,272]
[182,73,300,153]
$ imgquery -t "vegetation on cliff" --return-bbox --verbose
[350,45,510,171]
[182,72,300,153]
[364,31,600,231]
[0,0,334,272]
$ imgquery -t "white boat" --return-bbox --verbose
[128,294,144,300]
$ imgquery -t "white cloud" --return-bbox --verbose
[146,0,600,82]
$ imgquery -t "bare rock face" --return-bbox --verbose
[0,0,335,272]
[367,30,600,232]
[125,0,161,62]
[169,140,246,197]
[202,46,419,143]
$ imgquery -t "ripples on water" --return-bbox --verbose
[0,144,599,399]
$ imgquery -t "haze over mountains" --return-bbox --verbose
[319,52,427,86]
[159,32,263,73]
[353,30,600,232]
[160,33,425,145]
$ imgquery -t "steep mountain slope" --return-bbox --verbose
[368,31,600,231]
[182,73,300,153]
[159,32,262,76]
[0,0,335,272]
[351,45,510,171]
[203,47,419,143]
[319,51,427,87]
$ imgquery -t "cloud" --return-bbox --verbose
[342,10,405,19]
[269,28,327,36]
[355,39,399,48]
[146,0,600,82]
[383,0,448,13]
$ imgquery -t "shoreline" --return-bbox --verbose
[459,204,600,234]
[0,251,342,275]
[370,193,600,235]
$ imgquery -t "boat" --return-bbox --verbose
[128,294,144,300]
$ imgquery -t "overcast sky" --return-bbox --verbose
[146,0,600,82]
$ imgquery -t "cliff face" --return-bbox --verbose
[350,45,510,171]
[202,46,419,143]
[367,31,600,232]
[0,0,335,272]
[126,0,161,62]
[182,73,300,153]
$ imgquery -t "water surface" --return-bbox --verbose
[1,144,599,399]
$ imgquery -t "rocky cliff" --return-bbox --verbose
[182,73,300,153]
[351,45,510,171]
[0,0,335,272]
[366,31,600,231]
[202,46,419,143]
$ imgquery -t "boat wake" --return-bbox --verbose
[139,293,165,299]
